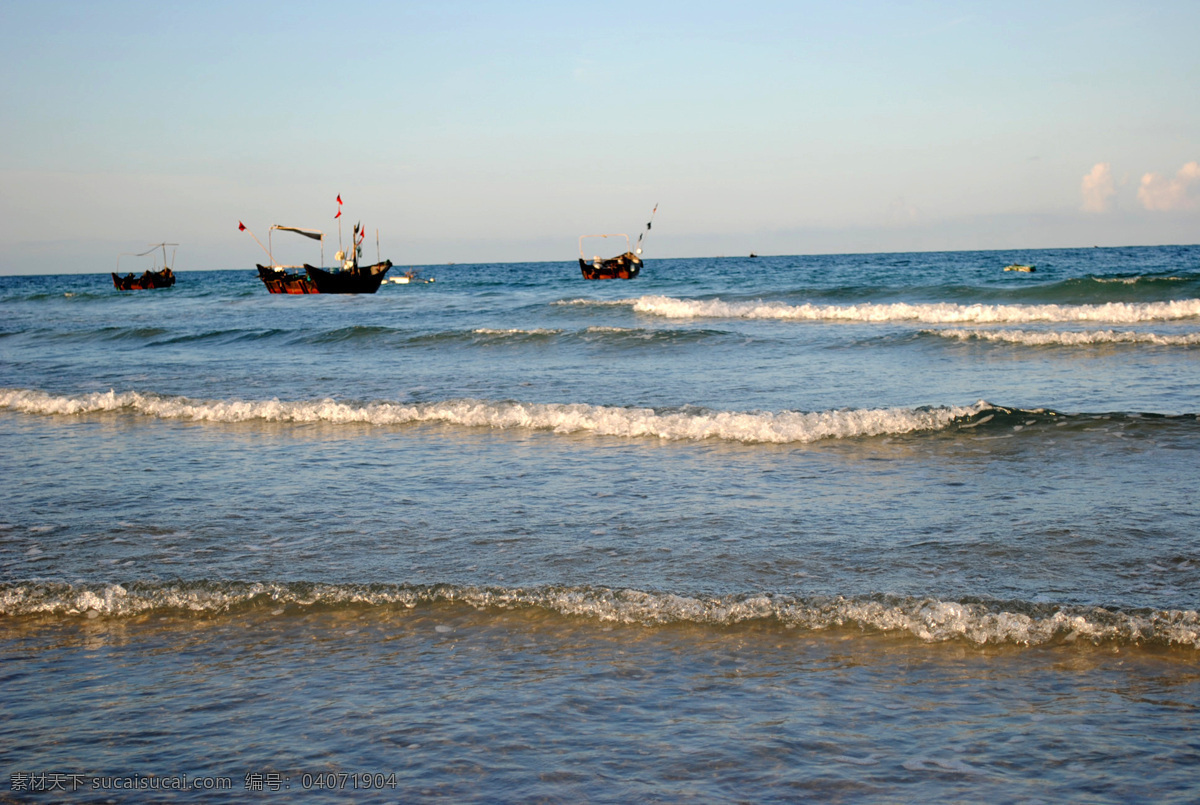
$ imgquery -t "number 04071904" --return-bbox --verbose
[301,773,398,790]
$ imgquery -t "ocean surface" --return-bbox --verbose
[2,245,1199,802]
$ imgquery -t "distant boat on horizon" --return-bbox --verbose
[578,233,642,280]
[112,242,177,290]
[577,204,657,280]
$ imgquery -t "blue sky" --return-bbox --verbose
[1,0,1197,273]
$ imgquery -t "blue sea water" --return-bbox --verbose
[2,245,1199,802]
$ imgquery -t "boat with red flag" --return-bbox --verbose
[241,197,392,294]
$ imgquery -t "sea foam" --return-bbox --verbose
[930,328,1200,346]
[3,581,1197,649]
[0,388,988,444]
[619,295,1200,324]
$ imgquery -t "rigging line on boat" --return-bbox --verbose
[636,203,658,251]
[116,242,178,272]
[133,242,178,258]
[238,221,275,264]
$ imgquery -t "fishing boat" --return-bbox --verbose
[579,234,642,280]
[256,262,318,294]
[578,204,657,280]
[244,215,391,294]
[1004,264,1036,272]
[112,243,177,290]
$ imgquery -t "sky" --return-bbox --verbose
[0,0,1197,274]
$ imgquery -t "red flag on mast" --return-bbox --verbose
[238,221,246,231]
[334,210,341,219]
[336,195,342,205]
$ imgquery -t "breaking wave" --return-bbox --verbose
[617,295,1200,324]
[0,388,992,444]
[929,328,1200,347]
[3,581,1197,649]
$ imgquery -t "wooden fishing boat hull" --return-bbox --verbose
[304,261,392,293]
[579,252,641,280]
[256,261,392,294]
[257,265,318,293]
[112,268,175,290]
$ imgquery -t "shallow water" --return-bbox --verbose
[2,246,1199,801]
[3,609,1198,803]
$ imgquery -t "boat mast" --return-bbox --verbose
[157,242,177,270]
[336,194,343,260]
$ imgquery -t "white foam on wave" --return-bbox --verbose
[5,582,1198,648]
[1092,276,1189,284]
[932,328,1200,346]
[471,328,562,336]
[554,298,630,307]
[622,295,1200,324]
[0,388,988,444]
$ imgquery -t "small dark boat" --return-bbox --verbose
[579,238,642,280]
[113,243,177,290]
[578,204,657,280]
[113,267,175,290]
[244,219,391,294]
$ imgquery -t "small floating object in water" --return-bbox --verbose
[1004,264,1036,272]
[384,270,433,285]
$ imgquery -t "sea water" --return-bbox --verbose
[1,246,1198,802]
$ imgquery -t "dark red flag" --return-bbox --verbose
[334,210,341,219]
[238,221,246,231]
[336,195,342,205]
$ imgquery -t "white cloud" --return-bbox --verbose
[887,196,919,224]
[1080,163,1116,213]
[1137,162,1200,211]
